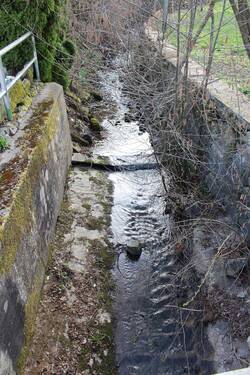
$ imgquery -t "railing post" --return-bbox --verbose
[31,34,41,81]
[0,57,13,121]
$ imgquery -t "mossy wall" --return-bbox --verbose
[0,82,72,374]
[0,0,75,89]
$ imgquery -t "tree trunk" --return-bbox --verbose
[229,0,250,59]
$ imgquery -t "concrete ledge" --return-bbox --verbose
[0,83,72,373]
[215,367,250,375]
[146,17,250,242]
[146,16,250,375]
[146,16,250,129]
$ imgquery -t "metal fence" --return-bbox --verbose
[0,32,40,121]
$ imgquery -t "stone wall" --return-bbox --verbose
[146,19,250,243]
[0,82,72,374]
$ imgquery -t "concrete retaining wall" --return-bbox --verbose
[0,83,72,374]
[146,19,250,242]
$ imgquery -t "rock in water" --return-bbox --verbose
[126,240,142,260]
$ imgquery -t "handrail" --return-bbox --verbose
[0,32,40,121]
[0,58,36,101]
[0,32,32,58]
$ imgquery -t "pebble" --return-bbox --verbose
[9,126,18,136]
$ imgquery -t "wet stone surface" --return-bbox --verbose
[25,168,115,374]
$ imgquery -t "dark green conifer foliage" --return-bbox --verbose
[0,0,75,88]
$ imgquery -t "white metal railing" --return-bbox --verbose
[0,32,40,121]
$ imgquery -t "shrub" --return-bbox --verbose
[0,0,75,88]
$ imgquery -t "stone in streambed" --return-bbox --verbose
[126,240,142,260]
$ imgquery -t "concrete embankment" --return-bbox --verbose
[146,15,250,243]
[145,16,250,373]
[0,83,72,374]
[24,167,115,374]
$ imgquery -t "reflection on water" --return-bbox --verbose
[94,68,154,166]
[110,169,171,375]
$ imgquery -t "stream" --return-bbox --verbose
[93,59,215,375]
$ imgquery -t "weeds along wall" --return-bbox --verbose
[0,0,75,89]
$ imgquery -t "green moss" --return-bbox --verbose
[9,80,26,112]
[26,67,34,83]
[78,346,92,371]
[17,265,45,374]
[6,78,33,114]
[92,239,114,272]
[77,332,116,375]
[22,79,31,95]
[90,117,101,131]
[22,95,33,110]
[63,39,76,56]
[77,236,115,374]
[86,216,106,231]
[66,90,81,103]
[78,90,91,103]
[81,202,91,211]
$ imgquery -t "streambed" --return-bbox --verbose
[94,59,215,375]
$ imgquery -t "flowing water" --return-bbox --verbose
[94,60,214,375]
